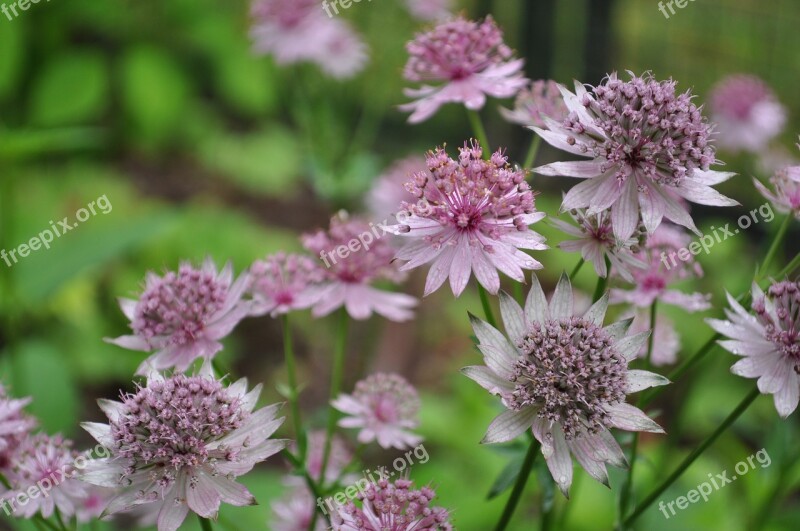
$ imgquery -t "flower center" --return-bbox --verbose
[754,281,800,372]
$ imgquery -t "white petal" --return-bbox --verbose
[625,370,670,393]
[499,291,526,343]
[605,403,664,433]
[549,272,573,320]
[615,331,651,361]
[461,366,514,395]
[525,274,550,324]
[481,408,538,444]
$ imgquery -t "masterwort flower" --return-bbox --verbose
[332,373,423,450]
[302,213,418,321]
[248,252,324,317]
[107,258,251,375]
[0,384,36,469]
[534,72,738,240]
[708,280,800,418]
[754,164,800,219]
[80,364,287,531]
[250,0,368,79]
[463,273,667,495]
[384,141,547,297]
[400,16,527,123]
[331,478,452,531]
[2,434,91,520]
[709,74,787,153]
[550,207,647,282]
[271,485,326,531]
[500,79,570,129]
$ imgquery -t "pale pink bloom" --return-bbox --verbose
[80,364,287,531]
[463,274,667,496]
[384,142,547,297]
[76,486,113,523]
[550,207,647,282]
[331,478,452,530]
[271,485,326,531]
[624,308,680,366]
[757,145,799,176]
[500,79,570,129]
[332,373,423,450]
[0,385,36,470]
[709,74,787,153]
[400,16,527,123]
[286,430,352,485]
[611,225,711,312]
[534,72,738,241]
[302,213,418,321]
[404,0,453,21]
[2,434,90,519]
[248,253,324,317]
[250,0,368,79]
[754,165,800,218]
[367,156,430,222]
[707,280,800,418]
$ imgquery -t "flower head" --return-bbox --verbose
[286,430,352,485]
[248,253,324,317]
[551,208,647,282]
[2,434,90,520]
[384,141,546,297]
[108,259,251,375]
[500,79,570,129]
[367,156,430,222]
[250,0,368,79]
[709,74,786,153]
[534,72,738,240]
[611,225,711,311]
[0,385,36,470]
[400,16,527,123]
[271,485,326,531]
[331,477,452,531]
[463,273,667,495]
[708,280,800,418]
[332,373,422,450]
[80,365,286,531]
[754,165,800,218]
[302,213,418,321]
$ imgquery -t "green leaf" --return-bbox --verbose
[28,51,109,126]
[487,453,525,500]
[213,48,277,116]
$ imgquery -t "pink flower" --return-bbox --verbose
[463,274,667,496]
[754,164,800,218]
[0,385,36,470]
[80,364,287,531]
[250,0,368,79]
[384,142,547,297]
[287,430,352,485]
[107,259,251,375]
[534,73,739,241]
[302,214,418,321]
[624,308,680,366]
[400,16,527,123]
[500,79,570,129]
[332,373,423,450]
[2,434,91,520]
[76,486,113,523]
[331,478,452,530]
[271,485,326,531]
[367,156,430,222]
[611,225,711,312]
[707,280,800,418]
[551,207,647,282]
[404,0,452,21]
[248,253,324,317]
[709,74,786,153]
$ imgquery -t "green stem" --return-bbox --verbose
[569,258,585,281]
[198,515,214,531]
[32,516,59,531]
[281,314,306,460]
[467,109,491,156]
[493,439,540,531]
[758,214,791,280]
[622,386,760,526]
[591,257,611,302]
[777,251,800,278]
[523,135,543,169]
[478,284,498,328]
[319,309,348,484]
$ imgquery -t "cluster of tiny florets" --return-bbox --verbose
[401,142,535,238]
[251,0,316,28]
[508,318,626,439]
[569,208,646,253]
[566,73,716,186]
[132,265,228,345]
[0,386,35,468]
[503,79,569,128]
[353,373,421,426]
[753,280,800,372]
[404,16,513,83]
[7,433,78,486]
[110,375,247,484]
[249,252,323,306]
[709,74,776,120]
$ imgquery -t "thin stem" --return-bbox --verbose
[523,135,543,169]
[758,214,791,280]
[198,515,214,531]
[569,258,585,281]
[623,386,760,526]
[467,109,491,155]
[281,314,306,460]
[32,516,59,531]
[493,439,540,531]
[478,284,498,328]
[319,309,348,484]
[591,257,611,302]
[777,251,800,278]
